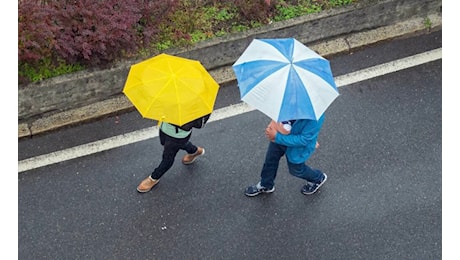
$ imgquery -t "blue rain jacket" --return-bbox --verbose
[274,115,325,164]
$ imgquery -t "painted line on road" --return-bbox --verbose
[18,48,442,173]
[334,48,442,87]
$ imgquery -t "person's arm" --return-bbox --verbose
[268,120,290,135]
[266,119,322,148]
[265,124,277,142]
[275,119,322,147]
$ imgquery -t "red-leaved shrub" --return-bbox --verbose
[233,0,275,25]
[18,0,178,68]
[18,1,58,64]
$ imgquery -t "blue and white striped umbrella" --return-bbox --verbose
[232,38,339,122]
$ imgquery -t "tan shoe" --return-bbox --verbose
[136,176,159,193]
[182,147,205,165]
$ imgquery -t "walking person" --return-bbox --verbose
[122,54,219,193]
[244,116,327,197]
[137,118,207,193]
[233,38,337,197]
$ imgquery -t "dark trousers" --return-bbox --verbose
[260,142,323,189]
[150,130,197,180]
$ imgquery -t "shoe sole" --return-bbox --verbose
[244,187,275,197]
[302,173,327,195]
[182,148,205,165]
[137,187,152,193]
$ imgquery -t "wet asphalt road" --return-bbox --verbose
[18,30,442,259]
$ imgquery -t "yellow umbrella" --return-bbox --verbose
[123,53,219,126]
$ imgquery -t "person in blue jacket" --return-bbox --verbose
[244,115,327,197]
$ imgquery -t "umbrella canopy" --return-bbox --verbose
[232,38,339,122]
[123,53,219,126]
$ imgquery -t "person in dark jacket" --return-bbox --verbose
[137,115,209,193]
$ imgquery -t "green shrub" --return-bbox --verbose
[19,58,84,83]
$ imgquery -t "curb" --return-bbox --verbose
[18,13,441,139]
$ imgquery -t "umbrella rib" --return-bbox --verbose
[175,64,215,124]
[174,79,183,125]
[145,77,175,121]
[171,62,185,125]
[175,77,205,125]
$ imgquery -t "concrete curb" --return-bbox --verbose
[18,4,441,139]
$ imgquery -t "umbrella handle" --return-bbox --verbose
[157,116,165,127]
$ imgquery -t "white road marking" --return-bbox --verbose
[18,48,442,173]
[334,48,442,87]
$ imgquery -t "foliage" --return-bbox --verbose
[273,0,356,21]
[327,0,354,7]
[19,58,84,83]
[18,1,58,65]
[18,0,178,85]
[18,0,356,84]
[424,17,432,29]
[233,0,275,25]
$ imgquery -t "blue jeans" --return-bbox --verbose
[150,130,197,180]
[260,142,323,189]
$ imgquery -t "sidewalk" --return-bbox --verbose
[18,7,441,139]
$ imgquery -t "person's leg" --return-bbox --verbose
[181,139,197,154]
[287,162,323,183]
[150,134,181,180]
[245,142,286,197]
[259,142,286,189]
[287,162,327,195]
[181,135,205,165]
[137,131,181,193]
